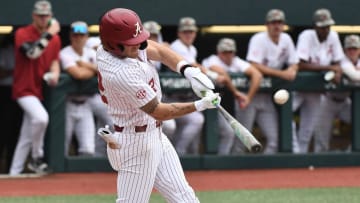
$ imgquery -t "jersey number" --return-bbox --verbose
[97,72,108,104]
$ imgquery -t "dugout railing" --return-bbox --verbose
[43,72,360,172]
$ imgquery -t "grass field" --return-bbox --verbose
[1,187,359,203]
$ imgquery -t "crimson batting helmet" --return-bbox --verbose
[99,8,150,56]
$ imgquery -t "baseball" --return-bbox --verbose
[273,89,289,105]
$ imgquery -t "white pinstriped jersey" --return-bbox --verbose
[170,39,197,64]
[247,32,299,69]
[201,54,250,73]
[96,46,162,128]
[297,30,344,65]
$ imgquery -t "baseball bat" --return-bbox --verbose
[217,105,262,153]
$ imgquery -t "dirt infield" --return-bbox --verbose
[1,167,360,197]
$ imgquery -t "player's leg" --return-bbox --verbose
[9,113,32,175]
[174,112,204,155]
[297,93,321,153]
[113,130,162,203]
[256,95,278,154]
[10,96,49,174]
[232,97,257,153]
[217,112,235,155]
[154,133,199,203]
[74,103,95,155]
[64,102,76,155]
[313,96,337,152]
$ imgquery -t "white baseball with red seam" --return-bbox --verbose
[273,89,289,105]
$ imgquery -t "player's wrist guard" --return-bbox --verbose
[176,60,192,76]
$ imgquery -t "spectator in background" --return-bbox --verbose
[202,38,262,154]
[235,9,299,154]
[314,35,360,152]
[143,20,176,138]
[9,0,61,175]
[293,8,344,153]
[0,33,23,173]
[169,17,205,155]
[60,21,98,156]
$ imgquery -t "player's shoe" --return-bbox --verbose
[27,158,50,174]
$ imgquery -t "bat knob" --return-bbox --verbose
[251,144,262,153]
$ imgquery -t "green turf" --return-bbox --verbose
[1,187,359,203]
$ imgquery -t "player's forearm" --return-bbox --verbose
[147,40,183,73]
[246,72,262,100]
[49,60,60,78]
[251,62,283,77]
[142,101,196,121]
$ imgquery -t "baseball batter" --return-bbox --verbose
[201,38,262,154]
[97,8,220,203]
[313,35,360,152]
[293,8,344,153]
[235,9,299,154]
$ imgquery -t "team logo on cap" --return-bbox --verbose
[133,22,142,38]
[136,89,146,99]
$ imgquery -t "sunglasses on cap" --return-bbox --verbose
[71,25,88,34]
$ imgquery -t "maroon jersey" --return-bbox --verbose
[12,24,61,100]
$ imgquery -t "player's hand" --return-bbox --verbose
[47,18,60,36]
[184,67,215,98]
[234,91,250,109]
[194,92,221,111]
[97,125,120,149]
[281,68,297,81]
[43,72,59,86]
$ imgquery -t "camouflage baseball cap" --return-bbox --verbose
[143,21,161,35]
[313,8,335,27]
[217,38,237,52]
[344,35,360,49]
[178,17,198,32]
[266,9,285,22]
[33,0,52,15]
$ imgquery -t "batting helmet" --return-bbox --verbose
[99,8,149,56]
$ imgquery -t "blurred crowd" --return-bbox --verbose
[1,0,359,175]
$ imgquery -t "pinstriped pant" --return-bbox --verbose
[107,128,199,203]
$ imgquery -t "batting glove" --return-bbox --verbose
[97,125,120,149]
[184,67,215,98]
[194,92,221,111]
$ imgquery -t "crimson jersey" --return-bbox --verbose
[12,24,61,100]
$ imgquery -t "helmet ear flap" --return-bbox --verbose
[139,41,148,50]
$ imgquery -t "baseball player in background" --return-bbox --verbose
[313,35,360,152]
[9,0,61,175]
[60,21,97,156]
[234,9,299,154]
[201,38,262,154]
[143,20,177,138]
[293,8,344,153]
[97,8,220,203]
[169,17,206,155]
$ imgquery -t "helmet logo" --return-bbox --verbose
[133,22,142,38]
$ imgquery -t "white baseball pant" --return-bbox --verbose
[107,127,199,203]
[9,95,49,175]
[313,95,351,152]
[233,93,279,154]
[292,92,322,153]
[65,100,95,155]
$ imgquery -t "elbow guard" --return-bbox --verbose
[20,32,52,59]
